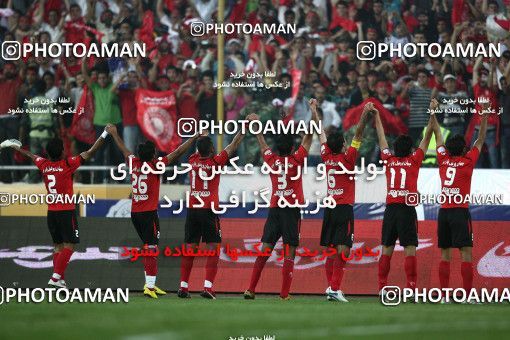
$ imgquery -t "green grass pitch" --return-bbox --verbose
[1,294,509,339]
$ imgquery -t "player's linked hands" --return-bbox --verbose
[0,139,22,150]
[105,124,117,135]
[429,98,439,111]
[363,102,375,114]
[246,113,259,122]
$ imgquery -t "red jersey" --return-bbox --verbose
[129,156,170,213]
[381,148,424,204]
[321,144,358,205]
[34,155,82,211]
[263,146,307,208]
[437,146,479,209]
[473,84,499,126]
[188,151,229,209]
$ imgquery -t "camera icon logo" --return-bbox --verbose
[1,41,21,60]
[190,22,205,37]
[381,285,401,306]
[177,118,197,138]
[356,41,376,61]
[0,193,11,207]
[405,193,419,206]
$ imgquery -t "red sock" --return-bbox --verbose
[324,256,334,286]
[461,261,473,292]
[248,256,269,292]
[55,248,73,277]
[438,260,450,289]
[404,256,417,288]
[330,255,346,291]
[180,255,195,289]
[53,252,64,279]
[280,258,294,298]
[205,253,220,285]
[378,254,391,291]
[144,255,158,276]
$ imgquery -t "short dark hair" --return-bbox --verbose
[326,132,345,153]
[275,134,294,156]
[394,134,413,157]
[200,70,214,80]
[197,136,214,157]
[34,79,46,95]
[445,134,466,156]
[137,141,156,162]
[46,138,64,160]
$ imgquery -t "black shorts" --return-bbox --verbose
[261,208,301,247]
[320,204,354,247]
[438,208,473,249]
[184,209,221,244]
[47,209,79,244]
[381,204,418,247]
[131,210,160,245]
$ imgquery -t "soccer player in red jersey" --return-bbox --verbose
[310,99,372,302]
[374,99,435,295]
[431,100,489,301]
[107,124,201,299]
[178,132,244,299]
[243,112,314,300]
[1,132,107,288]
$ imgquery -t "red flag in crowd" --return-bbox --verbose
[70,85,96,145]
[283,68,302,123]
[139,10,156,52]
[135,89,181,153]
[343,98,407,135]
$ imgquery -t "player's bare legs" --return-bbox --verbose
[327,245,350,302]
[178,242,198,298]
[244,242,275,299]
[378,245,394,292]
[49,243,74,288]
[404,245,417,289]
[200,242,220,299]
[460,246,473,294]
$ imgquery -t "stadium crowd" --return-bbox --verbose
[0,0,509,184]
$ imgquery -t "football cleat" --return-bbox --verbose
[177,288,191,299]
[326,286,332,300]
[200,288,216,300]
[327,290,349,302]
[48,278,67,289]
[243,290,255,300]
[279,295,291,301]
[144,284,167,295]
[143,287,158,299]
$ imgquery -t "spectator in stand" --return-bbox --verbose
[402,69,432,144]
[315,84,341,134]
[81,58,122,183]
[0,61,24,183]
[113,59,147,154]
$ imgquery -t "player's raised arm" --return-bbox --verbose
[353,101,373,143]
[473,105,489,152]
[430,103,444,147]
[166,132,202,163]
[373,107,389,150]
[247,113,269,153]
[224,131,245,157]
[309,98,326,144]
[0,139,37,161]
[418,99,437,153]
[80,129,107,161]
[106,124,132,159]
